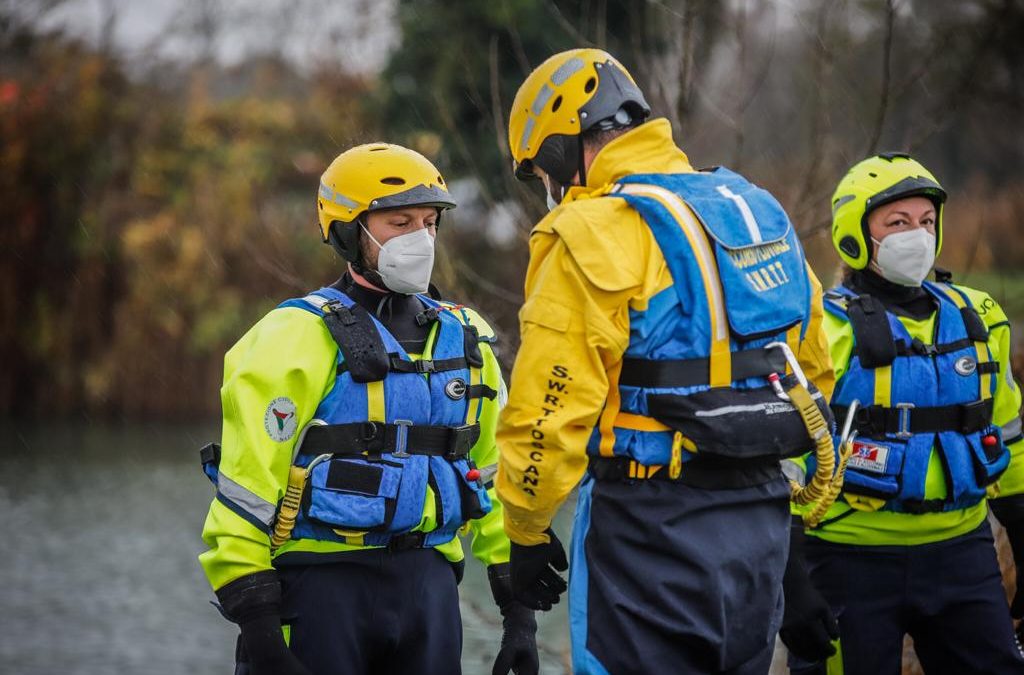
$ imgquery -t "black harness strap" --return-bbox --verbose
[589,455,782,489]
[299,421,480,460]
[960,306,989,342]
[620,347,787,389]
[322,302,390,383]
[846,294,897,368]
[832,399,994,438]
[466,384,498,400]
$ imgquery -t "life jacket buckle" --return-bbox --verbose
[392,419,413,458]
[910,338,937,356]
[415,308,440,326]
[895,402,916,439]
[415,359,436,374]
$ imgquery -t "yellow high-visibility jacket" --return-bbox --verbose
[495,118,835,546]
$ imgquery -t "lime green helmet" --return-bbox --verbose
[830,152,947,269]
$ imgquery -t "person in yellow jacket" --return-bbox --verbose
[497,48,836,674]
[783,153,1024,674]
[198,144,538,675]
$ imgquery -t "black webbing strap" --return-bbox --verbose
[846,294,897,368]
[388,355,469,374]
[589,455,782,490]
[199,442,221,467]
[298,421,480,459]
[960,307,990,342]
[892,337,974,357]
[832,399,994,438]
[463,324,484,368]
[322,301,390,383]
[466,384,497,400]
[619,347,787,389]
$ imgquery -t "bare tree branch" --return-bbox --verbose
[545,0,594,48]
[864,0,897,156]
[489,34,510,163]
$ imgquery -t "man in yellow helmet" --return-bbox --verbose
[783,153,1024,674]
[497,48,835,673]
[198,144,539,675]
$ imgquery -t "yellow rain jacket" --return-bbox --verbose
[495,119,835,545]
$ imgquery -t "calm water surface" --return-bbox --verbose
[0,422,787,674]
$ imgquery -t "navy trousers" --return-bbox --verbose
[236,548,463,675]
[790,520,1024,675]
[569,473,791,674]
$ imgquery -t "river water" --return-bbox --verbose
[0,422,788,674]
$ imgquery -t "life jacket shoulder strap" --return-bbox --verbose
[845,294,897,369]
[321,300,390,383]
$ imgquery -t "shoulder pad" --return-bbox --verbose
[438,302,498,342]
[547,203,644,292]
[951,284,1008,327]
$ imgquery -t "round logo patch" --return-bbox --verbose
[264,397,298,442]
[954,356,977,376]
[445,378,467,400]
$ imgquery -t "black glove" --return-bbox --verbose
[509,529,568,611]
[216,571,312,675]
[991,496,1024,620]
[779,519,839,663]
[489,564,539,675]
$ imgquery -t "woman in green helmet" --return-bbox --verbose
[781,153,1024,674]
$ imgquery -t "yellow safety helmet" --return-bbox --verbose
[317,143,456,262]
[508,48,650,187]
[831,152,947,269]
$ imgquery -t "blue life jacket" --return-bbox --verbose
[591,168,828,469]
[822,282,1009,513]
[204,286,494,549]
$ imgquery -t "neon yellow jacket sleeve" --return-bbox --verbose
[465,336,512,567]
[199,307,337,591]
[957,286,1024,497]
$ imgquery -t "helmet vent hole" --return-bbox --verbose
[380,176,406,185]
[437,175,444,184]
[584,77,596,93]
[552,96,563,112]
[369,146,388,151]
[868,172,877,178]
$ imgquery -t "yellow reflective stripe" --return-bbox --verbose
[367,380,385,422]
[826,637,844,674]
[936,284,993,401]
[614,412,672,432]
[598,358,625,457]
[466,364,482,423]
[618,184,731,385]
[873,365,892,408]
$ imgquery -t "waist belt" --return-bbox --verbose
[589,455,781,490]
[833,400,993,439]
[620,347,787,389]
[298,421,479,459]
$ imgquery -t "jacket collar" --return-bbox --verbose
[563,118,694,203]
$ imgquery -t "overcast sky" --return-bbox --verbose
[19,0,399,74]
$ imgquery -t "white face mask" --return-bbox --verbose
[871,228,936,287]
[361,226,435,295]
[543,176,562,212]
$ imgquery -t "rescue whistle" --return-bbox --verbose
[982,434,998,447]
[465,468,481,482]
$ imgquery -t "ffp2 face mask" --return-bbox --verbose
[361,225,436,295]
[871,228,936,286]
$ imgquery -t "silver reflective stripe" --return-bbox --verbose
[299,294,329,311]
[694,390,824,418]
[332,191,359,209]
[715,184,763,244]
[782,459,806,486]
[1002,416,1023,440]
[550,57,585,85]
[318,181,333,200]
[218,472,276,527]
[519,116,535,153]
[531,83,554,116]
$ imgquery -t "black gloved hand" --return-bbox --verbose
[779,519,839,663]
[489,564,539,675]
[509,529,568,611]
[216,571,312,675]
